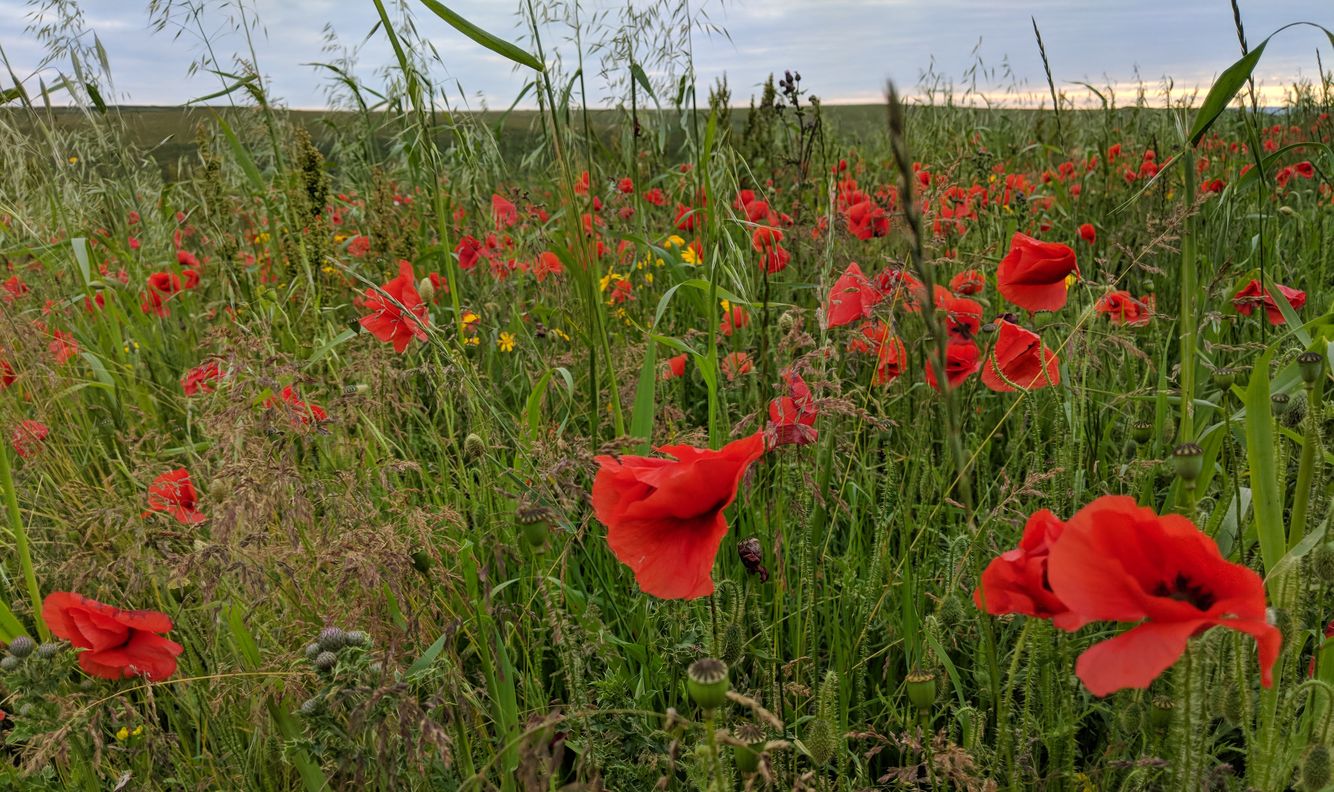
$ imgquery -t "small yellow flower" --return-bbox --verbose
[681,247,700,265]
[114,725,143,741]
[553,328,571,342]
[497,331,516,353]
[664,234,686,249]
[1065,272,1079,288]
[988,173,997,184]
[465,336,480,346]
[599,271,624,292]
[645,272,653,284]
[720,299,731,312]
[67,155,79,165]
[333,234,347,244]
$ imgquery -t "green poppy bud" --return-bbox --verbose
[464,433,485,460]
[686,658,729,711]
[417,277,436,304]
[1301,744,1331,791]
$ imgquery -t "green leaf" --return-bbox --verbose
[84,82,105,114]
[418,0,545,72]
[215,115,264,191]
[185,74,259,106]
[304,328,358,369]
[630,62,660,109]
[1188,39,1268,146]
[71,237,91,288]
[628,339,657,452]
[1243,348,1285,577]
[223,603,261,669]
[0,599,29,642]
[407,632,448,677]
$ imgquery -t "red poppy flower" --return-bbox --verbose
[265,385,328,425]
[949,269,985,296]
[661,353,688,381]
[41,592,183,681]
[825,262,882,328]
[925,340,981,391]
[145,468,205,525]
[846,200,889,240]
[721,351,753,381]
[1078,223,1096,244]
[854,322,908,385]
[720,305,750,337]
[347,235,371,258]
[11,420,49,459]
[491,193,518,228]
[941,295,983,341]
[1232,279,1306,325]
[359,260,428,353]
[0,357,14,388]
[49,331,79,364]
[181,360,225,396]
[767,396,818,448]
[2,276,28,303]
[592,432,766,599]
[1046,496,1280,696]
[973,508,1079,628]
[996,232,1079,312]
[1095,291,1153,326]
[981,320,1061,392]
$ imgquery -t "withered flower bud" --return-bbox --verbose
[737,537,769,582]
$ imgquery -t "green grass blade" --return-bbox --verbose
[1243,348,1285,577]
[418,0,545,72]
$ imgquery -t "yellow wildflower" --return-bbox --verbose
[497,332,516,353]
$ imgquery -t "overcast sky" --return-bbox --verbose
[1,0,1329,109]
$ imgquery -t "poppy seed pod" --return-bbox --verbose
[905,669,937,712]
[732,723,764,774]
[1172,443,1204,483]
[686,658,729,710]
[516,502,553,548]
[6,636,35,659]
[1270,392,1292,415]
[1148,696,1174,729]
[1297,351,1324,385]
[1130,421,1153,446]
[1211,368,1237,389]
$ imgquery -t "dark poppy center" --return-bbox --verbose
[1152,573,1215,611]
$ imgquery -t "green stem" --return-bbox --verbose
[0,443,46,640]
[1288,378,1323,549]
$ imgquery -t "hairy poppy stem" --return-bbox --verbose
[0,443,46,640]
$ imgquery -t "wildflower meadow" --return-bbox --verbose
[1,1,1333,789]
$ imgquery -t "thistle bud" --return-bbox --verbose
[304,643,322,660]
[0,656,19,672]
[1270,392,1292,415]
[417,277,436,304]
[36,642,60,660]
[905,669,937,712]
[686,658,729,711]
[1131,421,1153,446]
[1297,351,1324,385]
[1172,443,1204,483]
[344,630,370,647]
[298,697,322,717]
[313,650,338,672]
[317,627,347,652]
[6,636,35,659]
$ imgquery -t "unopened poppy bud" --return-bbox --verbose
[6,636,35,659]
[1312,542,1334,581]
[317,627,347,652]
[464,433,485,460]
[905,669,937,712]
[313,650,338,672]
[777,310,797,334]
[1302,744,1331,791]
[208,478,228,500]
[1271,392,1291,415]
[417,277,436,304]
[1297,351,1324,385]
[36,642,60,660]
[1131,421,1153,445]
[1172,443,1204,482]
[720,620,744,666]
[1148,695,1174,729]
[686,658,729,710]
[0,656,19,672]
[1211,368,1237,389]
[343,383,370,396]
